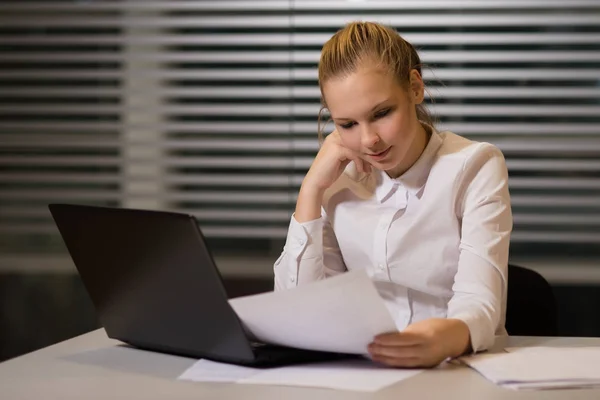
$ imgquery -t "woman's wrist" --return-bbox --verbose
[295,182,325,223]
[446,318,473,358]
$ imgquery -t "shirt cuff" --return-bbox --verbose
[284,214,324,261]
[449,312,494,354]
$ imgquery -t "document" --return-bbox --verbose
[178,359,259,382]
[228,269,398,354]
[460,346,600,390]
[178,358,423,392]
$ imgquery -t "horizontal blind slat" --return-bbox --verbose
[2,0,599,11]
[6,32,600,46]
[3,68,599,81]
[1,14,597,28]
[5,50,600,63]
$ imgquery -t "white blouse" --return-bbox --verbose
[273,129,513,352]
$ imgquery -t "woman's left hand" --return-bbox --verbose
[367,318,472,368]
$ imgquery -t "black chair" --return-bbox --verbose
[505,264,558,336]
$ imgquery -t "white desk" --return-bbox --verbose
[2,330,600,400]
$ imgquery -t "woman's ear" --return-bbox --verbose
[409,69,425,105]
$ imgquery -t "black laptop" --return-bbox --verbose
[48,203,350,367]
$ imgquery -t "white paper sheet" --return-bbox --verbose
[240,359,423,392]
[228,269,398,354]
[178,358,423,392]
[178,359,259,382]
[461,346,600,390]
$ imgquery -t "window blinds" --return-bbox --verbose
[1,0,599,262]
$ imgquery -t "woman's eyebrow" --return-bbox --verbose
[333,99,392,121]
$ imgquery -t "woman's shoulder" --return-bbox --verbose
[434,131,508,204]
[436,131,506,168]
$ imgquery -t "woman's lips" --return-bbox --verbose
[367,146,392,161]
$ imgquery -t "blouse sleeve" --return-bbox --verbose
[447,144,513,352]
[273,210,347,291]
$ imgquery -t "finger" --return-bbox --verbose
[353,157,364,173]
[352,156,373,174]
[340,147,369,174]
[329,129,341,141]
[358,158,372,173]
[368,343,423,359]
[370,354,422,369]
[374,331,424,346]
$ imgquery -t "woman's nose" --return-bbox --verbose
[361,125,380,148]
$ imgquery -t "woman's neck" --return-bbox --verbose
[386,122,431,179]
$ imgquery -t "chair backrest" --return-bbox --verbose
[505,264,558,336]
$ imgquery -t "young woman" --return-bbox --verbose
[274,21,512,368]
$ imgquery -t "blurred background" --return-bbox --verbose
[1,0,600,362]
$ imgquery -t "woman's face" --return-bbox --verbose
[322,66,426,178]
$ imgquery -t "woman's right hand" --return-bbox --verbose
[302,130,371,192]
[294,130,371,222]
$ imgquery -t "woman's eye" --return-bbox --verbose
[374,108,390,119]
[340,121,356,129]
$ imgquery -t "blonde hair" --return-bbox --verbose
[317,21,435,142]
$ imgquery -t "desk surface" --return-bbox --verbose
[2,330,600,400]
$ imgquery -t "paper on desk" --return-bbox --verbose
[461,346,600,390]
[240,358,423,392]
[228,269,397,354]
[178,358,423,392]
[178,359,259,382]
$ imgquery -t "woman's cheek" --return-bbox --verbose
[340,133,362,152]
